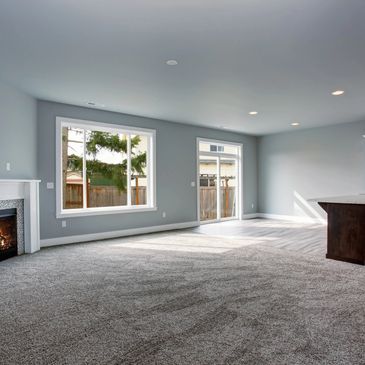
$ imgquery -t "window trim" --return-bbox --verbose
[55,117,156,218]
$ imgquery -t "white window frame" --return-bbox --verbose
[196,137,243,224]
[56,117,156,218]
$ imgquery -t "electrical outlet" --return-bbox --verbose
[61,221,67,228]
[6,162,11,171]
[47,182,54,190]
[162,211,166,218]
[251,203,254,209]
[190,181,196,187]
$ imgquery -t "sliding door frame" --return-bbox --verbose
[196,137,242,225]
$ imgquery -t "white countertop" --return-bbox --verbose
[309,195,365,205]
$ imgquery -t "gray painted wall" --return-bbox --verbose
[258,120,365,219]
[0,80,37,179]
[37,100,257,240]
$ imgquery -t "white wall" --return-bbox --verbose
[258,120,365,219]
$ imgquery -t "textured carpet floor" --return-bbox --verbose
[0,229,364,364]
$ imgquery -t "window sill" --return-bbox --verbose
[56,206,158,218]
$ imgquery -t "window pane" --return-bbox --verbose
[62,127,84,209]
[209,145,224,152]
[220,158,237,218]
[131,134,148,205]
[199,156,217,221]
[223,145,238,155]
[85,130,128,208]
[200,142,223,153]
[199,141,238,155]
[199,141,211,153]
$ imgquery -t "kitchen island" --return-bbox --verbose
[311,195,365,265]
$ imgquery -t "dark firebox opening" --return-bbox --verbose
[0,208,17,262]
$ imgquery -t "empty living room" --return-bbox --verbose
[1,1,364,364]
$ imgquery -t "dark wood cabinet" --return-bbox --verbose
[319,202,365,265]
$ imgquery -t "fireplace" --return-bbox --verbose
[0,180,40,254]
[0,208,17,261]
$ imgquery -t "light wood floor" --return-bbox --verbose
[191,218,327,256]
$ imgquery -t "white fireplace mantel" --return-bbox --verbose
[0,179,41,254]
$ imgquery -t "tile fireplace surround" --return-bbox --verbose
[0,199,24,255]
[0,180,41,255]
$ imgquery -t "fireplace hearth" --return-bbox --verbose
[0,208,17,261]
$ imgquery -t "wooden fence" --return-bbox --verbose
[65,184,146,208]
[200,186,236,220]
[65,184,235,220]
[65,184,83,209]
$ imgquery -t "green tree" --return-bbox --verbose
[67,131,146,201]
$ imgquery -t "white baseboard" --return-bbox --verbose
[242,213,260,219]
[40,221,199,248]
[258,213,326,224]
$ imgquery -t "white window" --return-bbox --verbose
[56,117,156,218]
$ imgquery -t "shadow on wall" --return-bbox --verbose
[293,191,326,221]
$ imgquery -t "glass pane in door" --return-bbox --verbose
[199,156,217,221]
[220,157,237,219]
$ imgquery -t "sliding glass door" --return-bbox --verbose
[198,139,241,223]
[220,157,237,219]
[199,156,218,221]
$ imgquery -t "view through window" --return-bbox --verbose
[58,118,155,215]
[199,140,241,222]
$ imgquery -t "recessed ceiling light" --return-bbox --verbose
[291,122,300,126]
[166,60,178,66]
[249,111,258,115]
[331,90,345,96]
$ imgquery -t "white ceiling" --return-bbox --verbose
[0,0,364,135]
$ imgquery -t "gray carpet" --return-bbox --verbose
[0,230,364,365]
